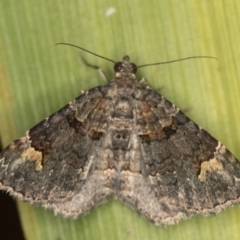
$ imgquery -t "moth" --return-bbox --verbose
[1,44,239,226]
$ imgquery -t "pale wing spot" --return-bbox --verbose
[21,147,43,171]
[198,158,223,182]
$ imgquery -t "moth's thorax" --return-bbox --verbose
[111,75,139,93]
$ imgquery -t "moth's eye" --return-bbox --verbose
[114,62,123,72]
[131,63,137,74]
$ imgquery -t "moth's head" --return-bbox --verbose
[114,56,137,76]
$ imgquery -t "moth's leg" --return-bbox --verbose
[80,55,109,83]
[139,77,164,93]
[139,77,150,87]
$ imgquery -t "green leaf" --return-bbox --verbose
[0,0,240,240]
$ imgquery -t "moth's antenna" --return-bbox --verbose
[56,43,116,64]
[138,56,218,69]
[56,43,217,68]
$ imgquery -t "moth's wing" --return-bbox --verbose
[0,87,113,218]
[119,88,240,226]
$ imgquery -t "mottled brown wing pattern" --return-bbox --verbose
[1,55,240,226]
[0,87,116,218]
[118,87,240,225]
